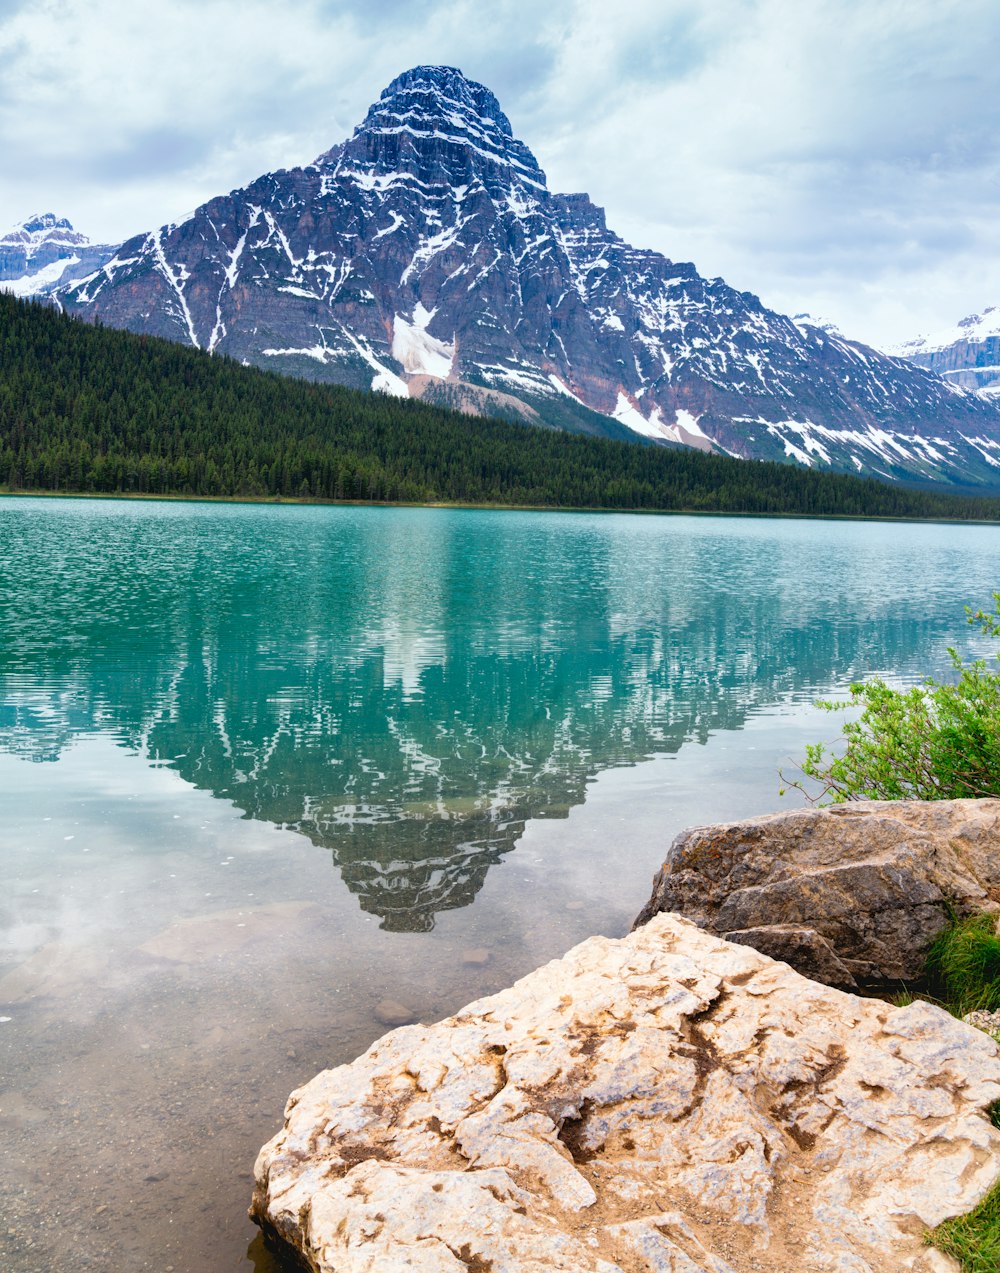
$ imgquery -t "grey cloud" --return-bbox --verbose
[612,15,715,90]
[90,127,213,180]
[466,44,559,103]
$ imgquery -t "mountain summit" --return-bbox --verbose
[315,65,546,192]
[55,65,1000,483]
[1,213,116,296]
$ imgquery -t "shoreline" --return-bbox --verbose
[3,485,1000,527]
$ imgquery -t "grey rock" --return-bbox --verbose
[634,798,1000,989]
[374,998,416,1027]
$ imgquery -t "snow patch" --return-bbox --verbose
[609,396,714,447]
[400,223,465,286]
[372,368,410,397]
[391,311,455,378]
[373,211,405,240]
[483,365,553,394]
[261,344,332,363]
[152,227,200,349]
[277,285,323,300]
[547,374,578,400]
[1,254,80,296]
[613,393,668,440]
[960,434,1000,467]
[674,409,710,441]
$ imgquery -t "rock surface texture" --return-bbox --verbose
[44,65,1000,483]
[251,913,1000,1272]
[634,799,1000,990]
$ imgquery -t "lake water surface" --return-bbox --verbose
[2,498,999,1272]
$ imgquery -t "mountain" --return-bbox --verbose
[1,213,117,297]
[53,65,1000,485]
[889,309,1000,401]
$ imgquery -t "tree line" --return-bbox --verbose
[2,292,1000,521]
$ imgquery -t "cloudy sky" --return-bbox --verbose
[2,0,998,348]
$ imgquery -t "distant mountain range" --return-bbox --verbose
[6,65,1000,486]
[888,309,1000,401]
[0,212,116,297]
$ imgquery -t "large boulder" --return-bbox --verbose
[251,913,1000,1273]
[634,799,1000,990]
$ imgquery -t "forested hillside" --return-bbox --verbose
[3,294,1000,521]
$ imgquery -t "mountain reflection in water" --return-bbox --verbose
[0,499,992,931]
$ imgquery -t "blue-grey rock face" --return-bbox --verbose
[0,213,117,292]
[54,65,1000,483]
[892,309,1000,402]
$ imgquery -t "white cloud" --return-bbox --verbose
[1,0,998,346]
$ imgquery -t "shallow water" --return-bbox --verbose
[1,498,998,1271]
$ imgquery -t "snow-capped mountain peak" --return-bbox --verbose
[1,213,118,296]
[44,65,1000,485]
[889,306,1000,399]
[315,64,546,194]
[791,312,844,338]
[889,307,1000,357]
[4,211,78,241]
[1,212,89,258]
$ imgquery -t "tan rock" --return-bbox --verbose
[251,914,1000,1272]
[634,799,1000,989]
[374,998,416,1027]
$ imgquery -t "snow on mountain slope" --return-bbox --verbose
[1,213,118,297]
[52,66,1000,485]
[889,308,1000,399]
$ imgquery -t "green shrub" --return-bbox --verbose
[785,598,1000,1271]
[784,594,1000,803]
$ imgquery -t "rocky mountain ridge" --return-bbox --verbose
[0,212,117,297]
[36,65,1000,485]
[890,307,1000,400]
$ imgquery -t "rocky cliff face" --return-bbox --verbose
[891,308,1000,401]
[55,65,1000,483]
[0,213,117,296]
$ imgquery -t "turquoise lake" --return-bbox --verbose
[1,497,999,1272]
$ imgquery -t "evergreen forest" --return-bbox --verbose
[3,292,1000,521]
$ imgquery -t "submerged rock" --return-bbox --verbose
[634,799,1000,990]
[373,998,417,1027]
[250,913,1000,1272]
